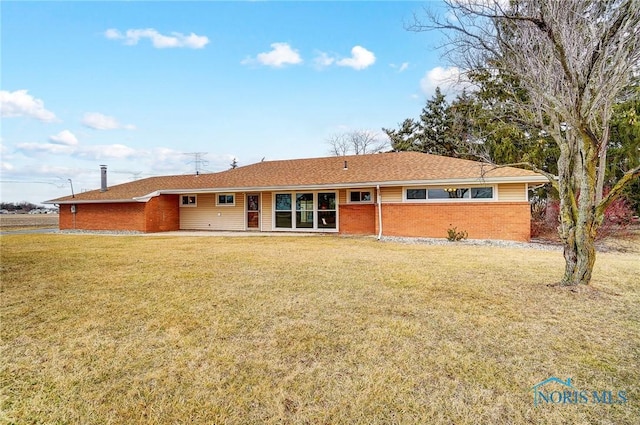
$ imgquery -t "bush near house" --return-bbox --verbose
[531,196,636,240]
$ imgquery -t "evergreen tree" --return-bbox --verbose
[384,87,459,157]
[383,118,420,151]
[418,87,456,156]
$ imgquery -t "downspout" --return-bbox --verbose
[376,184,383,240]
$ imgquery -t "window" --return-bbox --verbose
[428,188,469,199]
[407,189,427,200]
[274,192,337,230]
[349,191,372,203]
[471,187,493,198]
[275,193,292,228]
[405,186,494,201]
[217,194,235,206]
[181,195,197,207]
[318,192,336,229]
[296,193,314,228]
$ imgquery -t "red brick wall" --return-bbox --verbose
[57,197,530,241]
[145,195,180,232]
[378,202,531,241]
[59,202,146,231]
[339,204,376,235]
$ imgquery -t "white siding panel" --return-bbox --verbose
[180,193,245,230]
[380,186,403,203]
[498,183,527,201]
[338,189,347,205]
[261,192,273,231]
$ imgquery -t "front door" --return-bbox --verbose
[247,194,260,230]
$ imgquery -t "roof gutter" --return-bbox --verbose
[43,198,145,205]
[46,175,550,204]
[146,176,549,197]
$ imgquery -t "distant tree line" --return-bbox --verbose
[326,130,389,156]
[1,202,42,212]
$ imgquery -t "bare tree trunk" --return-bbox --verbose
[557,141,579,284]
[559,132,600,285]
[561,201,598,285]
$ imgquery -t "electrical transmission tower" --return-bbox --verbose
[183,152,209,174]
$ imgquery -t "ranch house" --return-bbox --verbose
[45,151,548,241]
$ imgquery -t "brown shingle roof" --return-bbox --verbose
[46,152,547,203]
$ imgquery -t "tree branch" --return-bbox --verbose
[596,164,640,216]
[479,161,558,192]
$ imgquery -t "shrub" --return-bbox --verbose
[596,196,635,240]
[530,194,635,240]
[447,226,468,242]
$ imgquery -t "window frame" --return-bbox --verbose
[180,195,197,207]
[403,185,495,202]
[470,187,494,199]
[348,190,373,204]
[273,191,338,231]
[216,193,235,207]
[274,193,293,229]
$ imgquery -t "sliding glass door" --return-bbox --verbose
[274,192,336,230]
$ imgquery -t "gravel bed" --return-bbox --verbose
[379,235,563,251]
[59,229,143,236]
[55,230,563,250]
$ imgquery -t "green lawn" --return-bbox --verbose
[1,234,638,424]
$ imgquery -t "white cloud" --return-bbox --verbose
[104,28,121,40]
[336,46,376,70]
[17,142,75,155]
[313,52,335,69]
[137,148,235,175]
[17,137,136,160]
[1,161,14,172]
[105,28,209,49]
[420,66,474,96]
[82,112,135,130]
[0,90,57,122]
[76,144,138,160]
[49,130,79,146]
[142,147,184,171]
[242,42,303,68]
[390,62,410,72]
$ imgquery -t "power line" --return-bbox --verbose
[183,152,209,174]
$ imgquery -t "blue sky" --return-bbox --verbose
[1,1,464,204]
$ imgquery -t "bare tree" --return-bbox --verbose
[327,133,351,156]
[413,0,640,285]
[326,130,389,156]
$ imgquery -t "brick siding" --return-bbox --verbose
[145,195,180,232]
[58,197,531,241]
[58,196,180,233]
[377,202,531,242]
[59,202,147,231]
[339,204,376,235]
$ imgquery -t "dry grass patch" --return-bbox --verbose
[1,234,638,424]
[0,214,58,230]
